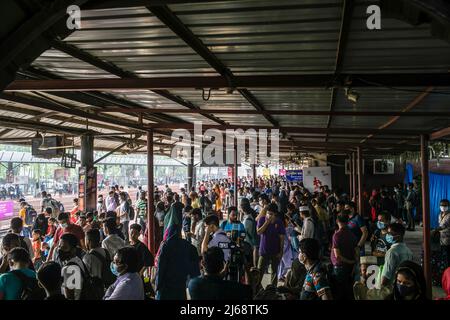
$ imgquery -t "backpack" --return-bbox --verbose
[90,249,116,288]
[25,207,37,226]
[66,261,104,300]
[10,270,46,300]
[47,199,61,217]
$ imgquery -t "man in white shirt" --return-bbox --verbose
[299,206,315,241]
[106,190,118,212]
[102,218,126,259]
[201,214,231,261]
[118,192,130,242]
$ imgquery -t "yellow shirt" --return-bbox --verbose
[19,208,27,225]
[314,205,329,222]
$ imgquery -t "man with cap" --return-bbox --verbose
[298,206,315,241]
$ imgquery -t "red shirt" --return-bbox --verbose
[53,223,85,248]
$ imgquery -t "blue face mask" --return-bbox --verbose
[110,262,120,277]
[385,234,395,244]
[377,221,386,230]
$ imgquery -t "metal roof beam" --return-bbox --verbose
[8,74,450,91]
[326,0,354,142]
[50,39,225,125]
[430,127,450,140]
[148,5,279,127]
[144,123,425,135]
[0,93,146,132]
[95,108,450,117]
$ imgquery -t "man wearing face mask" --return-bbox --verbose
[298,238,332,300]
[48,212,85,261]
[380,223,413,287]
[370,211,392,262]
[104,246,144,300]
[436,199,450,267]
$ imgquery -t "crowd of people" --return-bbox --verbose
[0,177,449,301]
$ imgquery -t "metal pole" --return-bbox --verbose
[352,152,357,202]
[147,130,156,255]
[357,147,363,215]
[233,144,238,207]
[252,164,257,188]
[187,145,194,191]
[349,154,353,199]
[420,134,432,299]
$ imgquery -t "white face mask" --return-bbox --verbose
[441,206,449,212]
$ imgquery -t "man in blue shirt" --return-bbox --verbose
[220,206,246,243]
[344,202,368,256]
[0,247,38,300]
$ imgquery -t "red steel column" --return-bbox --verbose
[349,153,353,198]
[352,152,357,202]
[420,134,432,299]
[252,164,257,188]
[233,143,238,207]
[357,147,364,215]
[147,130,156,255]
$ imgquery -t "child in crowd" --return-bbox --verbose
[45,217,57,240]
[32,229,44,270]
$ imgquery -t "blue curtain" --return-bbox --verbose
[429,172,450,229]
[404,163,414,184]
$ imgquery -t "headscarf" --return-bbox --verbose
[438,267,450,300]
[393,260,427,300]
[154,224,180,267]
[163,201,183,233]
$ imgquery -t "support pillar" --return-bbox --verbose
[80,134,96,213]
[352,152,357,202]
[356,147,364,215]
[349,154,353,199]
[187,145,194,191]
[252,164,257,189]
[420,134,432,299]
[233,144,238,207]
[147,130,156,255]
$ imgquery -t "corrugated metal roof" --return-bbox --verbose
[1,0,449,154]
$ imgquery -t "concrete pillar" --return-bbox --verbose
[80,134,96,213]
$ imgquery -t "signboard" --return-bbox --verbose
[286,170,303,182]
[227,166,233,179]
[262,168,271,177]
[78,167,97,213]
[0,201,14,220]
[14,176,29,185]
[279,169,286,176]
[303,166,332,192]
[54,168,70,181]
[373,159,394,175]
